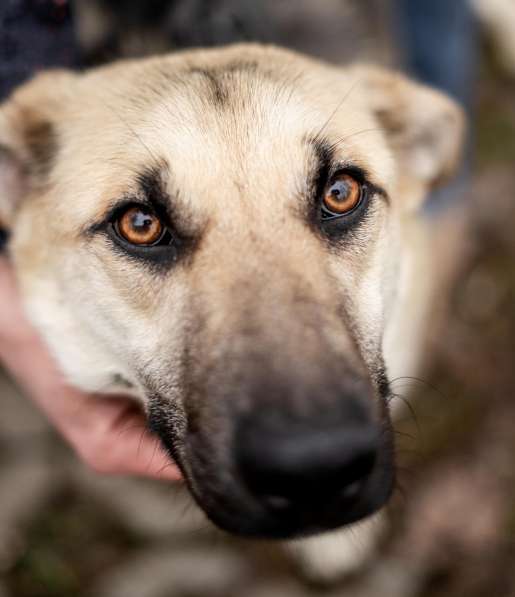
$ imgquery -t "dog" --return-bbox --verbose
[0,44,464,580]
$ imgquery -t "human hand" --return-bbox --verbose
[0,257,181,481]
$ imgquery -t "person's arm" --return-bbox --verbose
[0,258,181,480]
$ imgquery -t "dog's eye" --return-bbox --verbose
[115,206,165,246]
[321,174,362,219]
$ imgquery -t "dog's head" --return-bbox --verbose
[0,45,464,538]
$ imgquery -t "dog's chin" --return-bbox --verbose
[183,461,395,540]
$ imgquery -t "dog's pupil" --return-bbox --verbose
[131,211,153,232]
[331,181,348,202]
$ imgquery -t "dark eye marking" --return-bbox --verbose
[307,136,388,239]
[86,166,193,270]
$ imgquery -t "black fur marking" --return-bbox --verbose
[136,165,172,216]
[310,136,335,209]
[147,398,183,466]
[187,62,260,109]
[189,67,229,108]
[303,135,389,244]
[220,60,259,74]
[24,118,57,180]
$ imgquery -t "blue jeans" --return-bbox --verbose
[395,0,477,210]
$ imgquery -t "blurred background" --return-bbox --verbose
[1,1,514,596]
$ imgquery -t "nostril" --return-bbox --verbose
[340,480,365,500]
[262,495,292,511]
[339,444,377,487]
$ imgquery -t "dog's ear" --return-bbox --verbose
[355,65,466,210]
[0,71,76,228]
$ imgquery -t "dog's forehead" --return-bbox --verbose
[141,63,394,194]
[54,51,395,227]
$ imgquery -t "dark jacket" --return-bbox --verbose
[0,0,79,100]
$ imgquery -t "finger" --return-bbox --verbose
[121,427,182,481]
[74,400,183,481]
[107,408,182,481]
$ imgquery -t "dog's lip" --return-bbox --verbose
[187,477,393,540]
[177,442,394,540]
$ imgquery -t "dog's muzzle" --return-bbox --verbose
[151,372,395,540]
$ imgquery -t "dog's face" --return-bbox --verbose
[0,45,463,538]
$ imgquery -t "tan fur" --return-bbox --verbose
[0,44,465,580]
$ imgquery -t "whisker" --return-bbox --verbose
[146,435,161,471]
[389,391,422,438]
[116,422,148,437]
[313,78,363,140]
[393,429,418,442]
[154,461,179,477]
[97,92,160,165]
[390,376,451,402]
[326,127,385,152]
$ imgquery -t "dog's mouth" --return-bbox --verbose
[149,391,395,540]
[184,438,395,540]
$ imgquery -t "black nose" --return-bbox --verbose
[236,414,380,515]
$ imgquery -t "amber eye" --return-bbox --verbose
[322,174,362,217]
[116,206,164,246]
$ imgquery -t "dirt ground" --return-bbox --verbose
[1,7,515,597]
